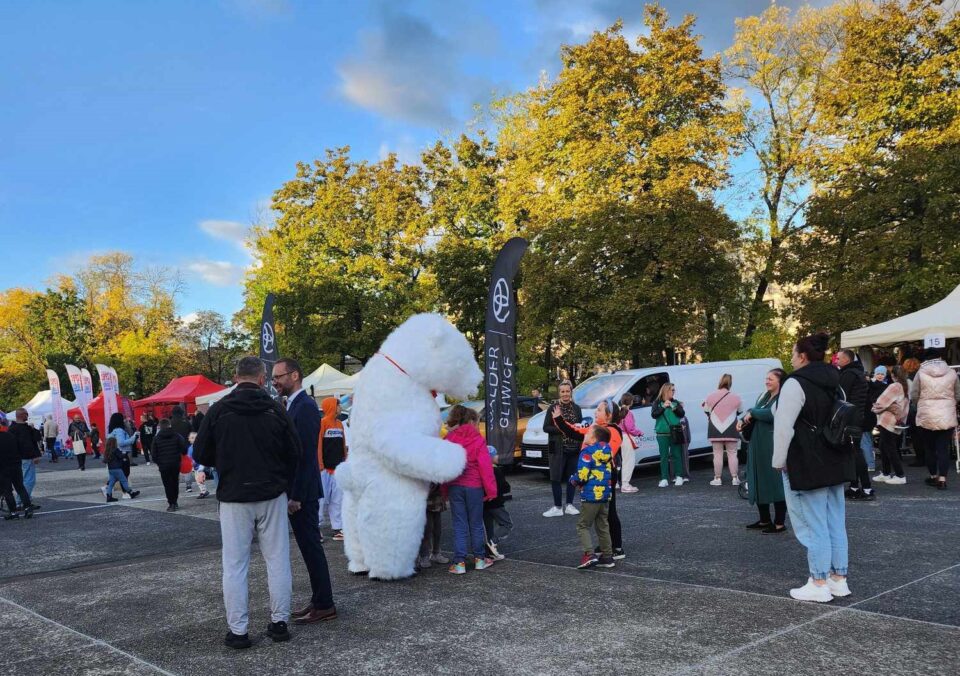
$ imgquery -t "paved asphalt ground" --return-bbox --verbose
[2,454,959,676]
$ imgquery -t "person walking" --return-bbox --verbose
[652,384,685,488]
[193,356,301,649]
[702,374,743,486]
[542,380,583,517]
[138,414,156,465]
[107,413,138,480]
[43,414,59,462]
[90,423,101,460]
[102,437,141,502]
[740,369,788,533]
[170,406,192,444]
[271,358,336,625]
[0,427,37,519]
[871,366,910,485]
[151,418,189,511]
[318,397,347,540]
[67,414,90,471]
[8,409,41,506]
[774,333,855,603]
[835,350,874,501]
[911,348,960,490]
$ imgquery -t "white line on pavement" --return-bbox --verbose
[0,596,179,676]
[32,497,168,515]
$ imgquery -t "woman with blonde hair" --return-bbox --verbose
[652,383,685,488]
[702,374,743,486]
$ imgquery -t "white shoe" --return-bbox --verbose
[789,578,833,603]
[872,473,890,483]
[674,477,683,486]
[827,577,852,597]
[542,506,564,518]
[732,477,741,486]
[121,493,132,500]
[885,475,906,485]
[564,503,579,515]
[100,486,108,497]
[658,480,669,488]
[709,478,722,486]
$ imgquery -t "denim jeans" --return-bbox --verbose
[782,474,848,580]
[106,468,130,495]
[860,432,875,471]
[17,460,37,507]
[448,485,485,563]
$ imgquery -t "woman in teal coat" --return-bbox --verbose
[739,369,788,534]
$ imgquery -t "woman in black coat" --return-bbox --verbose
[541,380,583,517]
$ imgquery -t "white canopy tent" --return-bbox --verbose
[307,373,359,399]
[195,384,235,408]
[21,390,75,425]
[841,284,960,349]
[302,364,348,392]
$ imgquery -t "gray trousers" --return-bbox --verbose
[219,493,292,634]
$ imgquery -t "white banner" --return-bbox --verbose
[81,368,95,412]
[45,369,69,443]
[65,364,91,426]
[96,364,119,431]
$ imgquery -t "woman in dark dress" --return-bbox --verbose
[740,368,788,533]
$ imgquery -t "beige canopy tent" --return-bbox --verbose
[306,373,359,399]
[302,364,347,392]
[195,384,235,408]
[841,284,960,348]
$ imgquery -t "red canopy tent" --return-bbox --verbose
[67,392,127,431]
[132,375,225,422]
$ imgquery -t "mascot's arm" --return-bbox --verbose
[372,420,466,483]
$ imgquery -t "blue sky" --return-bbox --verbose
[0,0,805,320]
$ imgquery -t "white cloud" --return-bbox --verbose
[337,6,495,128]
[199,219,250,248]
[179,312,200,326]
[186,260,247,287]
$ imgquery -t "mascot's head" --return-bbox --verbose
[378,313,482,400]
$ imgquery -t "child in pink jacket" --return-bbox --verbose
[444,405,497,574]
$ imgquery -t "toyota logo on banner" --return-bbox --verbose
[261,323,276,355]
[492,278,510,324]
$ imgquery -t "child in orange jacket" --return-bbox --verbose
[319,397,347,540]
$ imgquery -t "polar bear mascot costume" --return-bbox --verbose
[336,313,483,580]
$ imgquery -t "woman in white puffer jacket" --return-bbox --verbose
[910,348,960,490]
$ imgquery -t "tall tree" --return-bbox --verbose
[725,2,844,347]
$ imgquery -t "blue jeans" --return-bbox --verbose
[106,468,130,495]
[860,432,875,470]
[782,474,848,580]
[17,460,36,507]
[449,485,485,563]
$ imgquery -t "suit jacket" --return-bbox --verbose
[287,390,322,502]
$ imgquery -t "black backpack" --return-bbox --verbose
[794,376,859,452]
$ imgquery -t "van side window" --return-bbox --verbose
[628,373,669,407]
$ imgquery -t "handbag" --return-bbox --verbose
[739,418,754,443]
[669,424,685,445]
[179,454,193,474]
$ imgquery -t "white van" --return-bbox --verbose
[519,358,782,470]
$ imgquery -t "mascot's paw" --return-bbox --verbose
[348,561,369,575]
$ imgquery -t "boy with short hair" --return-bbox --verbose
[571,425,615,569]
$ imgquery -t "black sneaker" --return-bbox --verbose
[166,504,178,512]
[612,548,626,560]
[858,490,877,501]
[3,511,20,521]
[224,631,252,649]
[844,488,860,499]
[106,496,119,503]
[266,620,291,642]
[128,490,140,499]
[595,555,616,568]
[925,477,939,487]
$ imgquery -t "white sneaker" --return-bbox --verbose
[731,477,741,486]
[674,477,683,486]
[542,506,564,518]
[100,486,108,497]
[885,475,906,485]
[789,578,833,603]
[827,577,852,597]
[709,478,722,486]
[564,504,579,516]
[121,492,132,500]
[872,473,890,483]
[658,479,669,488]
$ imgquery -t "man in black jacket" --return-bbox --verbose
[271,357,336,625]
[8,409,41,509]
[151,418,188,512]
[836,350,874,501]
[0,427,36,519]
[193,356,301,649]
[542,380,583,517]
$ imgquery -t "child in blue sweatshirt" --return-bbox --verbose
[570,425,614,569]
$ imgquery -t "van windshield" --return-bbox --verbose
[572,375,633,408]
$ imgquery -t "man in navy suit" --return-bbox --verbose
[272,358,337,624]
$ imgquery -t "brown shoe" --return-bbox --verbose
[291,603,313,620]
[293,606,337,624]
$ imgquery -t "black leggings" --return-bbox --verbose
[922,427,954,478]
[159,465,180,506]
[850,439,872,490]
[879,428,904,478]
[76,453,86,470]
[758,501,786,526]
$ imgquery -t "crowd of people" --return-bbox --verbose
[0,336,957,647]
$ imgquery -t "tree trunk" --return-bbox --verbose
[543,330,553,387]
[742,237,782,348]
